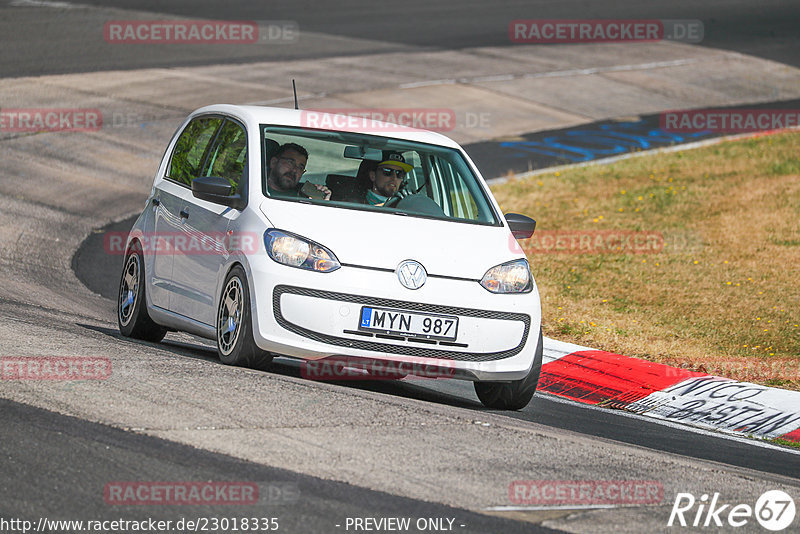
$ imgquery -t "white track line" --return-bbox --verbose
[486,504,622,512]
[399,59,701,89]
[9,0,87,7]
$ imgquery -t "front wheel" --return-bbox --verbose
[474,329,543,410]
[216,265,273,370]
[117,244,167,343]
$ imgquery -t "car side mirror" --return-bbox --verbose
[505,213,536,239]
[192,176,245,210]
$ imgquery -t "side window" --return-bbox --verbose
[168,117,222,186]
[203,119,247,193]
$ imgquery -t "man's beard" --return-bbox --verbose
[277,171,299,190]
[380,183,397,196]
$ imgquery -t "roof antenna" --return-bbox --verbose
[292,79,299,110]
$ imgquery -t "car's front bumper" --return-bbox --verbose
[245,258,541,382]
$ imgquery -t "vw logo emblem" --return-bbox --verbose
[396,260,427,290]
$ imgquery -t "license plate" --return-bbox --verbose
[358,306,458,341]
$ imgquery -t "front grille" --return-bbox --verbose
[273,285,530,362]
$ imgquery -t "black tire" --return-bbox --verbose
[117,243,167,343]
[474,328,543,410]
[216,265,273,370]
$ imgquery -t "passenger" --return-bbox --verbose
[268,142,331,200]
[365,151,413,206]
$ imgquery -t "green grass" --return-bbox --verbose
[491,132,800,389]
[768,437,800,450]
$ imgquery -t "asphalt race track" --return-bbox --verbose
[2,1,800,532]
[3,0,800,76]
[1,398,555,533]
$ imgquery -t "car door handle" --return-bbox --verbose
[180,209,189,219]
[151,198,160,206]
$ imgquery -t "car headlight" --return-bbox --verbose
[264,230,340,272]
[480,259,533,294]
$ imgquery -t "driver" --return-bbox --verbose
[365,151,412,206]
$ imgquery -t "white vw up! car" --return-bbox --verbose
[117,105,542,409]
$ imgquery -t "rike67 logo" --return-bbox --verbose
[668,490,795,531]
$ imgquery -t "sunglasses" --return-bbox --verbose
[379,167,406,178]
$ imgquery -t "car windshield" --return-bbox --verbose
[260,125,498,225]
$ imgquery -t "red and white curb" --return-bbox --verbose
[540,338,800,443]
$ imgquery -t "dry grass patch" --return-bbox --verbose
[491,132,800,389]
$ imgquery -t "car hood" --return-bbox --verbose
[259,199,521,280]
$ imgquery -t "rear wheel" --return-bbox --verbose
[216,265,273,370]
[474,329,543,410]
[117,243,167,342]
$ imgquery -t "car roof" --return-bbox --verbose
[190,104,463,149]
